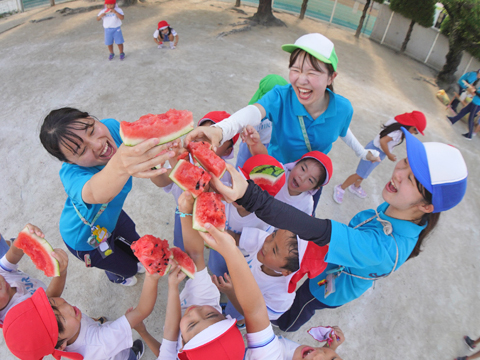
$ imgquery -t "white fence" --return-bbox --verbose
[0,0,19,14]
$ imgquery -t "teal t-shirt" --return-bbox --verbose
[309,202,426,307]
[59,119,133,251]
[257,84,352,163]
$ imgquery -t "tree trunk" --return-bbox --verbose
[50,0,55,6]
[400,19,415,52]
[235,0,241,7]
[437,25,465,87]
[354,0,371,38]
[251,0,285,26]
[299,0,309,20]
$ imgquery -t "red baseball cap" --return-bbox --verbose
[239,154,285,196]
[104,0,115,4]
[198,111,239,145]
[288,241,328,293]
[298,151,333,186]
[178,318,245,360]
[3,288,83,360]
[394,111,426,135]
[158,20,169,30]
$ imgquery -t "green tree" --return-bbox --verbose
[355,0,384,38]
[390,0,435,52]
[437,0,480,86]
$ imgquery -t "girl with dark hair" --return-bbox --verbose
[185,33,380,211]
[333,111,427,204]
[153,20,178,50]
[209,128,468,332]
[39,107,178,286]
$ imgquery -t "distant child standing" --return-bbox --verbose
[97,0,125,61]
[333,111,426,204]
[153,21,178,50]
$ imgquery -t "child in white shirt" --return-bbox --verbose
[97,0,125,60]
[154,21,179,50]
[0,224,68,326]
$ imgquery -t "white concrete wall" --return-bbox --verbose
[0,0,19,14]
[370,3,480,80]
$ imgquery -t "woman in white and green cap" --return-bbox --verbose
[186,33,379,202]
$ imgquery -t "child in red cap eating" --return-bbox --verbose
[97,0,125,60]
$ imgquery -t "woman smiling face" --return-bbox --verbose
[58,118,118,167]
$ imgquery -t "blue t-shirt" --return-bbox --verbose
[458,71,478,89]
[257,84,352,163]
[59,119,133,251]
[309,202,426,307]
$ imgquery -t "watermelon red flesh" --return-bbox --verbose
[192,192,226,232]
[169,159,211,198]
[171,247,196,279]
[131,235,172,275]
[15,227,60,277]
[120,109,194,146]
[187,142,226,178]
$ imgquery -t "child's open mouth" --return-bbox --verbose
[302,346,315,358]
[385,179,398,193]
[291,177,299,189]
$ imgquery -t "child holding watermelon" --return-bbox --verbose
[209,129,468,332]
[2,267,164,360]
[40,107,178,286]
[97,0,125,60]
[0,224,69,326]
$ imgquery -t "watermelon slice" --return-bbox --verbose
[192,192,226,232]
[131,235,172,275]
[249,164,285,195]
[15,227,60,277]
[169,159,211,198]
[120,109,194,146]
[171,247,196,279]
[187,141,226,178]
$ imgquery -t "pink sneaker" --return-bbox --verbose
[333,184,345,204]
[348,184,367,199]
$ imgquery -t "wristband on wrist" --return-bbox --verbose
[176,210,192,218]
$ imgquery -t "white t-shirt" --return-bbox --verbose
[240,228,296,320]
[98,7,124,29]
[0,255,47,325]
[224,202,271,235]
[274,163,314,216]
[256,118,273,145]
[245,324,300,360]
[157,268,222,360]
[153,28,178,39]
[372,118,403,154]
[65,314,133,360]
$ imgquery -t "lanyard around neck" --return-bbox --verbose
[297,116,312,152]
[72,202,108,228]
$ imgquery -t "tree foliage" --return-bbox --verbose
[437,0,480,85]
[355,0,384,38]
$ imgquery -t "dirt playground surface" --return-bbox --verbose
[0,0,479,359]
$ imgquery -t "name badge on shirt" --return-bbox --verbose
[324,273,339,298]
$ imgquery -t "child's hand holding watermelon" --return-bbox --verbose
[168,262,186,287]
[178,191,195,214]
[185,125,223,150]
[209,164,249,203]
[197,224,236,255]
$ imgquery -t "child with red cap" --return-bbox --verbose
[3,267,164,360]
[0,224,68,327]
[133,191,344,360]
[97,0,125,61]
[333,111,427,204]
[153,21,179,50]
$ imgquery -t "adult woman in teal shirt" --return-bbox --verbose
[40,108,176,286]
[187,33,379,167]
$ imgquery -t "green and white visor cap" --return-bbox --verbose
[282,33,338,71]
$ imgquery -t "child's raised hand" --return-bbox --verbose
[51,249,68,275]
[178,191,194,214]
[144,267,163,281]
[241,125,260,147]
[208,163,248,203]
[327,326,345,351]
[197,223,236,255]
[24,224,45,239]
[211,273,234,296]
[167,262,186,288]
[184,126,223,150]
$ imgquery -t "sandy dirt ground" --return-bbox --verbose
[0,0,479,359]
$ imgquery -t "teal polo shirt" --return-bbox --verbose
[309,202,426,307]
[257,84,353,163]
[59,119,133,251]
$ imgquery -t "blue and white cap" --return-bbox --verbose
[402,128,468,213]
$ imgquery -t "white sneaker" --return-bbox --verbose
[137,263,146,274]
[120,276,137,286]
[170,44,176,50]
[157,43,164,49]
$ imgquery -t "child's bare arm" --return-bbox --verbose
[126,307,162,357]
[241,125,268,156]
[198,226,270,334]
[125,272,161,328]
[226,230,241,247]
[6,224,45,265]
[46,249,69,298]
[379,135,396,161]
[178,191,206,271]
[163,263,186,342]
[97,12,105,21]
[112,8,124,20]
[212,273,244,316]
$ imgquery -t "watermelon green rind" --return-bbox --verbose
[249,165,285,183]
[15,227,60,277]
[120,126,193,147]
